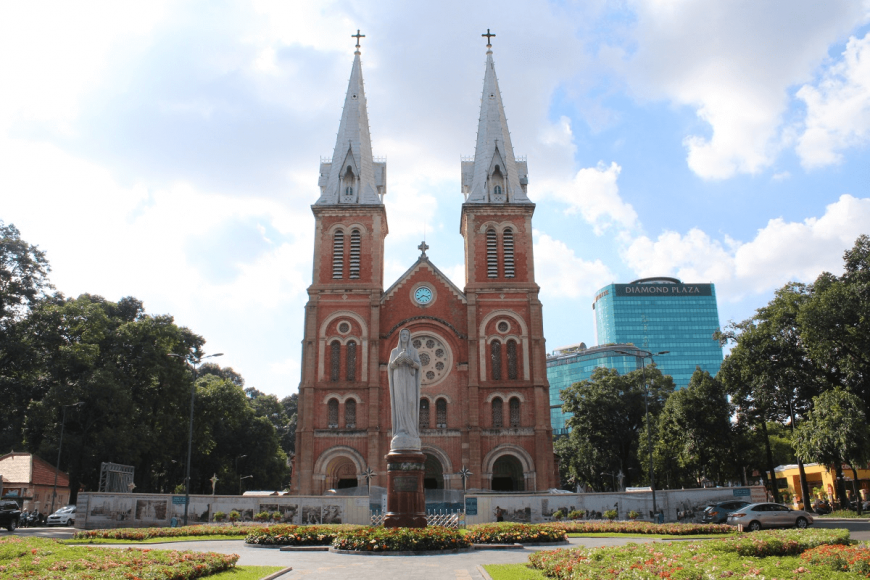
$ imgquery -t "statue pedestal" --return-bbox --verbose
[383,450,427,528]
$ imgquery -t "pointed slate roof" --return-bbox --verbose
[316,49,383,205]
[465,47,530,204]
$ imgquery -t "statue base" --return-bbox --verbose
[383,450,427,528]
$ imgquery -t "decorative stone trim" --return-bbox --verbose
[386,462,425,471]
[381,316,466,340]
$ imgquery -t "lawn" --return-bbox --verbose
[483,563,547,580]
[209,566,285,579]
[0,535,242,579]
[815,510,870,519]
[65,534,247,544]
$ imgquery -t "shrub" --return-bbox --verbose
[253,511,270,522]
[802,543,870,576]
[245,524,360,546]
[567,510,583,520]
[73,523,260,541]
[627,510,640,520]
[466,523,567,544]
[332,526,469,552]
[271,511,282,522]
[547,520,734,535]
[213,511,226,522]
[551,509,564,521]
[603,509,617,520]
[227,510,241,522]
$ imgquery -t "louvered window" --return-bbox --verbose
[509,397,520,427]
[345,399,356,429]
[486,228,498,278]
[490,340,502,381]
[507,339,518,380]
[419,399,430,429]
[436,399,447,428]
[492,397,503,428]
[346,341,356,381]
[332,231,344,279]
[349,229,361,279]
[330,340,340,382]
[327,398,339,428]
[503,229,515,278]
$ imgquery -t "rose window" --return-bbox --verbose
[411,334,452,386]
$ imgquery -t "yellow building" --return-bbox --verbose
[775,463,870,504]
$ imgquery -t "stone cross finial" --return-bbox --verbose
[352,29,365,50]
[482,29,495,47]
[418,240,429,257]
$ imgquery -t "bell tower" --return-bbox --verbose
[294,33,389,494]
[459,31,555,491]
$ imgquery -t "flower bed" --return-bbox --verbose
[529,528,853,580]
[547,519,735,536]
[245,524,358,546]
[466,523,567,544]
[332,526,470,552]
[0,536,238,580]
[801,543,870,575]
[73,523,261,541]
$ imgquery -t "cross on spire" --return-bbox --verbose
[418,240,429,257]
[352,29,365,50]
[482,28,495,48]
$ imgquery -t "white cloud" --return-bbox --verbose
[533,231,614,299]
[539,161,638,234]
[623,194,870,298]
[796,32,870,168]
[623,0,867,179]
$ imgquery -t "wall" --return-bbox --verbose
[77,487,765,529]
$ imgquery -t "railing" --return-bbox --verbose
[370,510,462,528]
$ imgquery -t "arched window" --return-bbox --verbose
[509,397,520,427]
[345,186,353,197]
[436,399,447,428]
[507,339,518,380]
[349,229,361,279]
[330,340,341,382]
[345,398,356,429]
[503,228,515,278]
[492,397,503,428]
[332,230,344,279]
[419,399,430,429]
[490,340,502,381]
[327,398,339,428]
[486,228,498,278]
[346,341,356,381]
[493,185,502,196]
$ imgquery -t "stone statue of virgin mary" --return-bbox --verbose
[388,328,422,451]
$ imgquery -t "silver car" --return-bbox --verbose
[726,502,813,531]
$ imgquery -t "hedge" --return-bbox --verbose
[245,524,359,546]
[331,526,470,552]
[466,522,567,544]
[547,519,735,536]
[73,523,260,541]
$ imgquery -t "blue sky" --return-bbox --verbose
[2,1,868,398]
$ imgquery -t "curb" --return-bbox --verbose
[477,565,493,580]
[470,543,523,550]
[261,567,293,580]
[328,547,473,556]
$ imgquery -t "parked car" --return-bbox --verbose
[726,502,813,531]
[46,505,76,527]
[701,500,751,524]
[0,500,21,532]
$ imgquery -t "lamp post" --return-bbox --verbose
[362,467,375,497]
[239,475,253,495]
[168,351,223,526]
[236,454,247,484]
[50,402,83,515]
[601,471,616,491]
[616,349,668,522]
[458,466,473,493]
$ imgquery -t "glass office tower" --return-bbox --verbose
[547,343,643,435]
[593,277,724,390]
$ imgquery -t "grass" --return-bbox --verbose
[64,534,246,544]
[209,566,285,579]
[483,563,548,580]
[816,510,870,519]
[565,532,728,539]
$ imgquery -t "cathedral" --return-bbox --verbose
[292,35,557,495]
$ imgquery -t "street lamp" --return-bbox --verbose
[616,348,669,522]
[362,467,375,497]
[50,402,84,515]
[236,454,247,479]
[601,471,616,491]
[458,466,473,493]
[239,475,253,495]
[168,351,223,526]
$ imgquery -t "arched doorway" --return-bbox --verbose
[423,453,444,489]
[492,455,524,491]
[328,457,358,490]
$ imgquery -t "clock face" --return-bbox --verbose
[414,286,433,304]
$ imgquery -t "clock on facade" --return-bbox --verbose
[414,286,433,304]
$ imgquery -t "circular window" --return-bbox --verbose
[338,321,351,334]
[497,320,510,333]
[410,333,452,386]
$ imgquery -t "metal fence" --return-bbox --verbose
[370,510,463,528]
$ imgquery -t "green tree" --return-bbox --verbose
[559,365,674,490]
[792,389,870,514]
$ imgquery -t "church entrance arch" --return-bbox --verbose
[424,454,444,489]
[327,457,358,490]
[492,455,524,491]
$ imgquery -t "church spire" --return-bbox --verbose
[317,31,386,205]
[461,32,530,204]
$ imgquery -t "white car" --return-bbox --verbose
[47,506,76,527]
